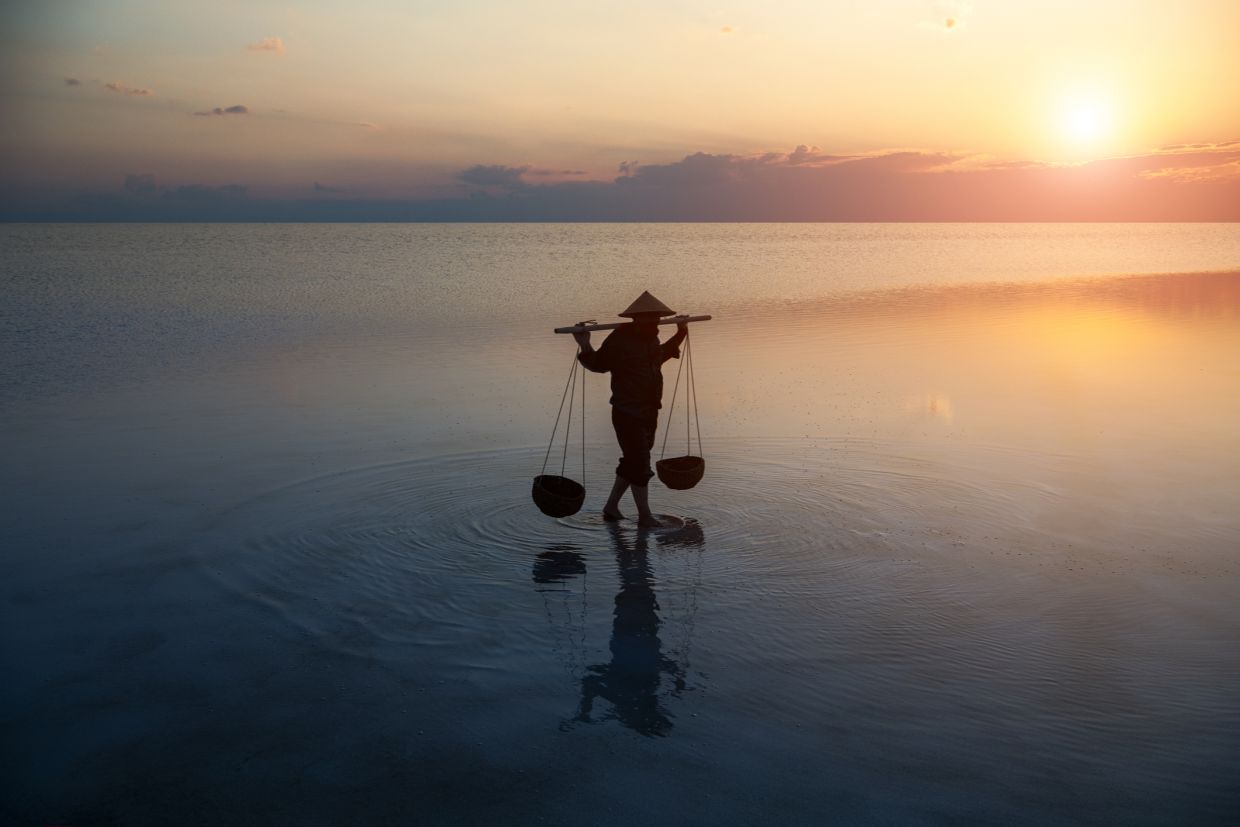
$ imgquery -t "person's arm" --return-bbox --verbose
[576,327,613,373]
[659,321,689,363]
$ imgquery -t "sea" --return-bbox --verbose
[3,223,1239,825]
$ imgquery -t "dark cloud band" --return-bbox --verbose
[194,105,250,116]
[5,144,1238,221]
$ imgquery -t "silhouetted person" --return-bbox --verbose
[574,291,687,527]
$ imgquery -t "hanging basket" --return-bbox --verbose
[534,344,587,518]
[656,456,705,490]
[657,328,706,492]
[532,474,585,518]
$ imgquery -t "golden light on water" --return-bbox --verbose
[691,269,1240,451]
[906,393,955,422]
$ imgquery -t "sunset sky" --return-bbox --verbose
[2,0,1238,220]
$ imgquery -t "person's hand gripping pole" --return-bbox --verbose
[572,320,596,353]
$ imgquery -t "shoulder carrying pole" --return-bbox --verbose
[554,315,711,334]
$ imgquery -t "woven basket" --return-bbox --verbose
[656,456,705,490]
[532,474,585,517]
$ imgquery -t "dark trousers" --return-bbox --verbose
[612,409,657,486]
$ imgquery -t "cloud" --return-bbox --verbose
[785,144,858,166]
[787,144,819,164]
[104,81,154,96]
[1157,140,1240,154]
[9,143,1239,222]
[447,144,1240,221]
[194,105,250,116]
[525,168,587,177]
[619,151,743,187]
[1133,142,1240,183]
[1139,161,1240,184]
[1158,141,1238,152]
[720,26,733,34]
[846,150,962,172]
[162,184,248,204]
[124,173,156,196]
[459,164,531,189]
[64,77,81,86]
[247,36,285,55]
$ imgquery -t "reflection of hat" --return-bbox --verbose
[619,291,676,318]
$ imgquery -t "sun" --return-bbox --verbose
[1060,95,1112,145]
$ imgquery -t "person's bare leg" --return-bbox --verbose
[603,475,628,521]
[631,483,661,527]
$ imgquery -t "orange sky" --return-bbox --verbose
[1,0,1237,219]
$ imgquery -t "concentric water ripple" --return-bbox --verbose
[190,435,1213,666]
[192,433,1240,767]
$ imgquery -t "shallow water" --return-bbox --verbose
[3,224,1239,824]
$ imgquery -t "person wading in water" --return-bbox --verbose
[574,291,688,528]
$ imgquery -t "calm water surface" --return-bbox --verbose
[3,224,1239,825]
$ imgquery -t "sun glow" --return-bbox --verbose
[1060,95,1113,146]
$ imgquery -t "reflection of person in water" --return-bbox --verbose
[534,521,705,737]
[573,522,703,737]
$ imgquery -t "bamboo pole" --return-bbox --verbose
[554,315,712,334]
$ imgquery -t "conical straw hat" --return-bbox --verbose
[619,290,676,318]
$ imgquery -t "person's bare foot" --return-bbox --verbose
[636,514,664,529]
[602,507,625,522]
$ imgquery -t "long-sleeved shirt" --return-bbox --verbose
[578,324,687,419]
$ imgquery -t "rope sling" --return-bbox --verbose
[656,329,706,490]
[532,347,587,517]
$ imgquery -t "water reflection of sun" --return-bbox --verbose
[1008,302,1161,393]
[907,393,955,421]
